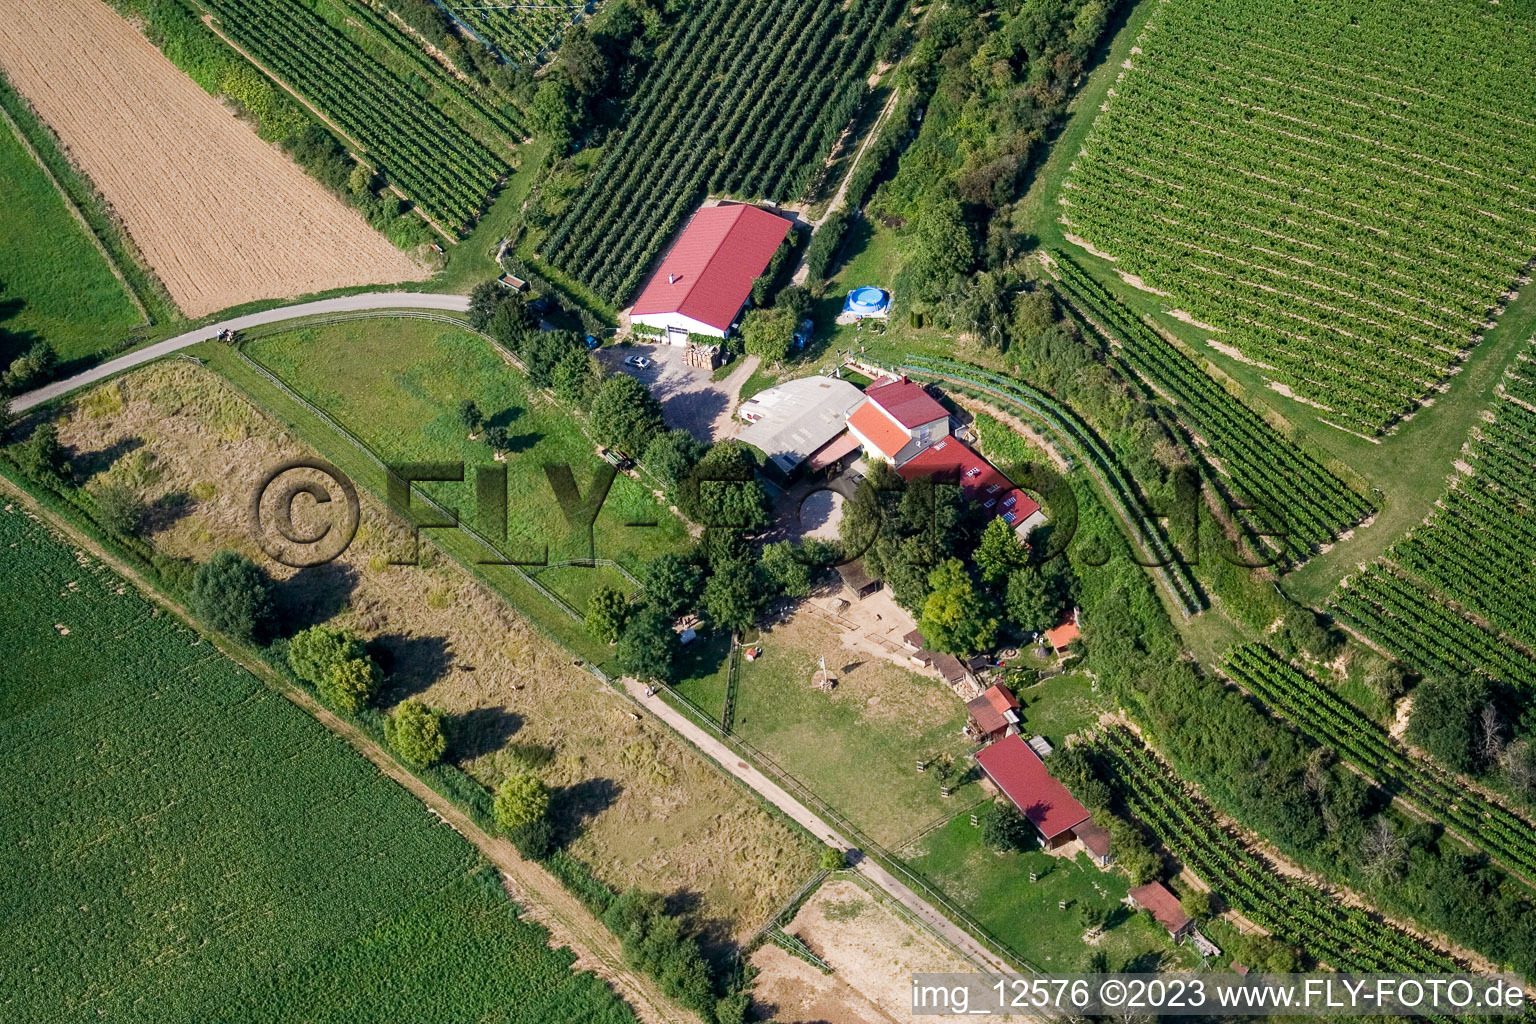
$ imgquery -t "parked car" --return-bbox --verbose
[584,335,600,349]
[624,355,652,370]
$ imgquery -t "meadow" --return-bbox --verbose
[0,95,142,363]
[906,815,1192,973]
[0,503,637,1024]
[245,318,689,595]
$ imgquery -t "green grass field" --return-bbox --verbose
[0,503,635,1024]
[728,615,978,848]
[906,815,1196,972]
[0,110,142,364]
[244,319,688,588]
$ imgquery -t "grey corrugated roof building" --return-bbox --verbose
[736,375,865,477]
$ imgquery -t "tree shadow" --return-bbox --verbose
[500,432,543,454]
[486,405,523,428]
[548,776,622,845]
[370,632,454,702]
[142,490,195,533]
[270,562,360,636]
[70,436,145,483]
[449,705,526,761]
[1122,950,1166,973]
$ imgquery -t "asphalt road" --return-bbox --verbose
[9,292,470,413]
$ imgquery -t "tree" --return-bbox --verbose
[639,552,702,618]
[1078,902,1111,932]
[466,281,503,330]
[288,625,368,684]
[760,540,816,598]
[1005,565,1063,634]
[385,699,447,767]
[980,803,1034,852]
[919,558,998,656]
[488,296,537,351]
[679,441,769,532]
[1407,675,1494,773]
[523,330,582,388]
[740,305,796,364]
[94,482,145,537]
[1179,889,1212,922]
[552,350,604,408]
[319,656,380,714]
[642,429,706,490]
[457,399,483,434]
[819,847,846,870]
[190,550,273,640]
[1107,817,1159,884]
[530,74,579,141]
[1276,604,1341,660]
[907,186,975,302]
[13,421,69,482]
[1,340,57,392]
[702,555,764,633]
[618,605,675,683]
[974,516,1027,584]
[493,770,550,831]
[591,373,665,456]
[1360,816,1408,884]
[559,24,610,97]
[585,584,631,644]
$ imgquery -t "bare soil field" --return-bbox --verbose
[0,0,424,319]
[54,359,816,938]
[751,878,995,1024]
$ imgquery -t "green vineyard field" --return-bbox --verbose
[1062,0,1536,434]
[541,0,905,304]
[441,1,584,66]
[0,504,634,1024]
[1050,252,1373,561]
[1334,338,1536,692]
[204,0,508,232]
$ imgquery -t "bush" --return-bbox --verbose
[585,584,631,644]
[189,550,273,640]
[980,803,1034,853]
[93,482,145,537]
[819,847,846,871]
[493,770,550,831]
[508,819,556,860]
[602,889,716,1017]
[1180,889,1213,922]
[318,657,380,715]
[384,699,447,767]
[288,625,368,685]
[12,421,69,483]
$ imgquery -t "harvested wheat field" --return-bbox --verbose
[0,0,424,318]
[53,361,817,939]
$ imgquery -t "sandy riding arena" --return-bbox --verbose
[0,0,424,318]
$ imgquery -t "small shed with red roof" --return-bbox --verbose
[966,683,1022,739]
[974,733,1090,849]
[1128,882,1194,941]
[630,204,792,340]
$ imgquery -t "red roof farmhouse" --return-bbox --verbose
[629,204,791,340]
[846,375,951,464]
[975,733,1090,849]
[896,438,1044,536]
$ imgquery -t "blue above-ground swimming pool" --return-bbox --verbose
[843,286,890,317]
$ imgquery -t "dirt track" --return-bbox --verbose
[0,0,424,318]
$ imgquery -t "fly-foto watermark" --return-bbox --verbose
[249,457,1289,570]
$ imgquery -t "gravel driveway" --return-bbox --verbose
[598,342,759,442]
